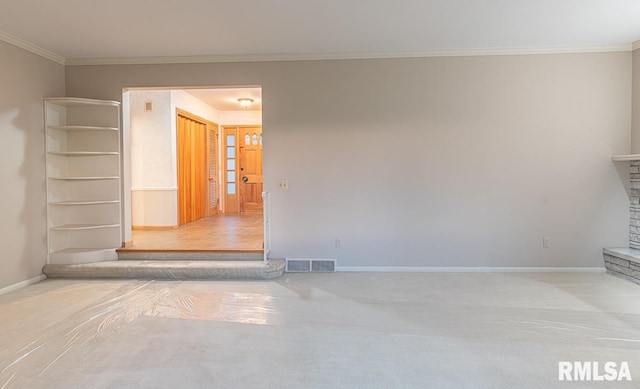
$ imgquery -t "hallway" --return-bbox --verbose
[119,214,263,252]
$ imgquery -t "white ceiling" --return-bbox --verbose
[1,1,640,62]
[185,88,262,111]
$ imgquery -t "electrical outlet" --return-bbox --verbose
[335,238,341,248]
[278,179,288,190]
[543,237,550,248]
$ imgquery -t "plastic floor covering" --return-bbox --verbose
[42,259,285,280]
[1,272,639,388]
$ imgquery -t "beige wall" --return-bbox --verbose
[66,53,631,268]
[0,42,65,290]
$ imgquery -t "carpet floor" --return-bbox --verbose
[1,272,639,388]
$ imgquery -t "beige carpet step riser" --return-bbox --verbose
[42,259,285,280]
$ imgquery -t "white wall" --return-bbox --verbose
[0,41,64,289]
[130,90,173,188]
[66,53,631,268]
[170,90,220,125]
[219,110,262,125]
[130,90,175,227]
[130,89,221,227]
[632,48,640,153]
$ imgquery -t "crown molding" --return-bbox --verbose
[65,45,632,66]
[633,40,640,51]
[0,31,65,65]
[0,31,631,67]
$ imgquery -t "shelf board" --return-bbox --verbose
[50,223,120,231]
[45,97,120,107]
[50,247,119,254]
[49,200,120,206]
[612,154,640,162]
[48,151,119,156]
[48,247,119,264]
[47,125,119,131]
[49,176,120,181]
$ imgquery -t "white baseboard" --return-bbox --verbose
[0,275,46,296]
[336,266,606,273]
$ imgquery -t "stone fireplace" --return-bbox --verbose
[603,159,640,284]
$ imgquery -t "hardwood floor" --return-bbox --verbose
[119,214,263,252]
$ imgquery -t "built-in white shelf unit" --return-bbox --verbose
[44,97,122,264]
[612,154,640,162]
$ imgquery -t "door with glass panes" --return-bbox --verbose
[239,127,263,212]
[224,126,263,213]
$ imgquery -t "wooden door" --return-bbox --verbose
[239,127,263,212]
[177,112,207,225]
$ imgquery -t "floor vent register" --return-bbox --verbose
[285,258,336,272]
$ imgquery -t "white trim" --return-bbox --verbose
[65,45,632,66]
[131,187,177,191]
[0,27,632,67]
[262,191,271,264]
[0,30,65,65]
[336,266,606,273]
[0,275,46,296]
[612,154,640,162]
[44,97,120,107]
[0,29,631,67]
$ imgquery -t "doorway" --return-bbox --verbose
[122,87,264,252]
[239,126,263,212]
[177,109,210,226]
[222,126,264,214]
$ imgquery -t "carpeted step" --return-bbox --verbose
[42,259,285,280]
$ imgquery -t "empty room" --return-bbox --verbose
[2,1,640,387]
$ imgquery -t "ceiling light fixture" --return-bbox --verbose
[238,98,254,109]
